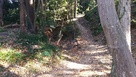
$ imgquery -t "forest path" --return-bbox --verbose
[39,15,112,77]
[0,15,112,77]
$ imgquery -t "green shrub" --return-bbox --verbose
[0,28,6,32]
[84,7,103,36]
[0,32,59,64]
[16,33,59,59]
[0,50,24,63]
[3,0,19,25]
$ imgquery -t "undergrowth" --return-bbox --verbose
[0,28,6,32]
[84,7,103,36]
[0,33,60,65]
[0,49,24,63]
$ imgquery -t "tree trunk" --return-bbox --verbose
[97,0,136,77]
[0,0,3,26]
[41,0,46,27]
[20,0,25,32]
[118,0,131,51]
[74,0,77,18]
[25,0,35,32]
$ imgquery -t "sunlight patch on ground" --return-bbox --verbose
[0,47,13,52]
[79,70,107,76]
[54,59,111,76]
[89,50,107,54]
[94,55,110,60]
[60,60,91,69]
[99,55,112,63]
[0,61,10,68]
[62,54,73,60]
[8,66,28,76]
[37,74,54,77]
[24,61,52,73]
[63,70,76,74]
[0,46,22,53]
[82,44,107,54]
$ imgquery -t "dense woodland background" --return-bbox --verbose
[0,0,136,77]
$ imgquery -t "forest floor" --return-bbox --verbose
[0,15,136,77]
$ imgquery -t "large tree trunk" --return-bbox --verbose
[0,0,3,26]
[25,0,35,32]
[20,0,25,32]
[97,0,136,77]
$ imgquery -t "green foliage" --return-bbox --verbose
[78,0,96,13]
[0,50,24,63]
[78,0,90,13]
[0,28,6,32]
[36,0,71,31]
[61,23,76,39]
[84,6,103,36]
[16,33,59,56]
[85,7,99,22]
[132,0,136,3]
[0,43,2,47]
[48,0,67,10]
[91,25,103,36]
[3,0,19,25]
[0,33,59,64]
[41,51,51,57]
[131,0,136,28]
[17,33,47,46]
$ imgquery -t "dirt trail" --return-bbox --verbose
[74,15,93,42]
[37,15,112,77]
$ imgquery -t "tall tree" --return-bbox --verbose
[20,0,25,32]
[97,0,136,77]
[0,0,3,26]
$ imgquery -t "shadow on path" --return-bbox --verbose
[0,64,20,77]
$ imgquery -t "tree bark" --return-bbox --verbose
[0,0,3,26]
[25,0,35,32]
[118,0,131,51]
[97,0,136,77]
[74,0,77,18]
[41,0,46,27]
[20,0,25,32]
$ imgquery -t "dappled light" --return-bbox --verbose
[0,14,112,77]
[58,43,112,77]
[1,0,136,77]
[60,60,90,69]
[30,0,33,5]
[35,15,112,77]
